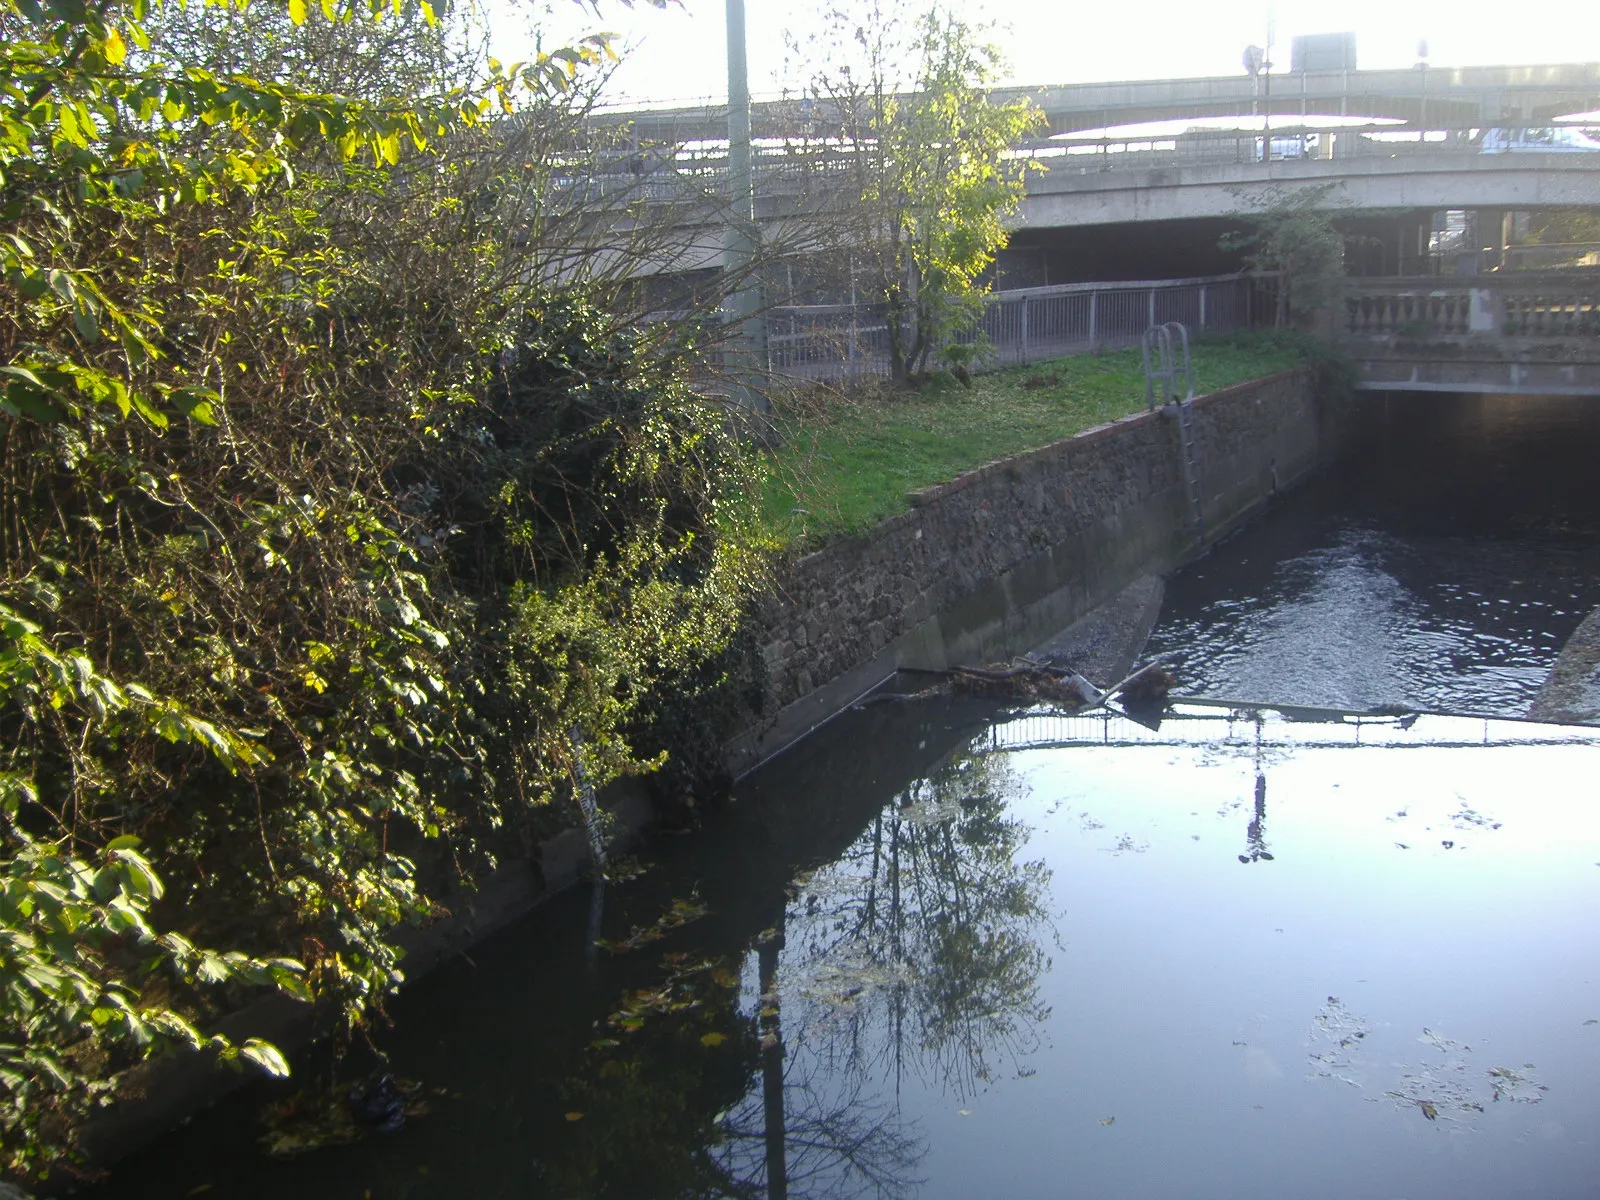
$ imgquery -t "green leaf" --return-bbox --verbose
[287,0,308,24]
[129,390,170,429]
[239,1039,290,1078]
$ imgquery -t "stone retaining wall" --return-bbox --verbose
[729,368,1337,773]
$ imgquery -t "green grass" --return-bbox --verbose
[760,329,1314,546]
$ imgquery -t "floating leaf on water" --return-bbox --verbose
[564,1112,584,1122]
[1584,1019,1598,1026]
[1099,1116,1116,1126]
[957,1109,973,1117]
[1418,1100,1438,1121]
[699,1032,728,1047]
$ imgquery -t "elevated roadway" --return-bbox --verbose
[597,62,1600,144]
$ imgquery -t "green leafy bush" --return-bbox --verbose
[0,0,765,1178]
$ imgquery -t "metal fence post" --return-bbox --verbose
[1199,285,1208,329]
[1020,295,1030,366]
[1088,292,1098,351]
[1148,288,1157,330]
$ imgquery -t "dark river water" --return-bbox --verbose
[1147,393,1600,715]
[94,393,1600,1199]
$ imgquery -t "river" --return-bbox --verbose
[93,392,1600,1200]
[1147,392,1600,715]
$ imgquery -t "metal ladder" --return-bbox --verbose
[1142,322,1205,538]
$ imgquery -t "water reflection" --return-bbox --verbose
[707,744,1056,1197]
[95,702,1600,1200]
[1239,775,1274,864]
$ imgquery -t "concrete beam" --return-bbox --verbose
[1343,336,1600,395]
[1020,154,1600,231]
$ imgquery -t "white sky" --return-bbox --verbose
[499,0,1600,108]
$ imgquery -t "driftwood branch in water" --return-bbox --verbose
[854,659,1174,711]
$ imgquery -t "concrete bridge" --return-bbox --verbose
[1018,139,1600,232]
[597,62,1600,146]
[576,63,1600,396]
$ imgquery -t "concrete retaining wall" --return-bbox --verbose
[729,367,1337,772]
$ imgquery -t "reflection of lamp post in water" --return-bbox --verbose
[1239,773,1274,863]
[758,917,787,1200]
[1240,711,1274,863]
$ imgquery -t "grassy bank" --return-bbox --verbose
[762,331,1313,545]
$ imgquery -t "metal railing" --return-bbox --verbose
[766,273,1260,381]
[547,125,1600,209]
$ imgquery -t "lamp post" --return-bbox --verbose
[723,0,770,415]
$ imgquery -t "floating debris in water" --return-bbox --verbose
[1487,1065,1547,1104]
[1449,805,1502,831]
[800,956,916,1012]
[260,1074,434,1157]
[1099,1116,1116,1126]
[1308,997,1369,1086]
[1419,1028,1468,1053]
[1371,1030,1550,1123]
[594,894,708,955]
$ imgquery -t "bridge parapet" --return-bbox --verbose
[1336,271,1600,393]
[1342,271,1600,337]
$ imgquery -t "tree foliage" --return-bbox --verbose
[1221,182,1351,327]
[0,0,766,1179]
[789,3,1042,382]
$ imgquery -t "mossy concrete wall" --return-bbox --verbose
[730,368,1342,773]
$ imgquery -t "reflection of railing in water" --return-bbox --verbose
[974,701,1600,757]
[767,273,1258,381]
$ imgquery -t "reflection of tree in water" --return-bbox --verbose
[547,737,1050,1198]
[707,743,1053,1197]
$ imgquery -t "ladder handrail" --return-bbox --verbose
[1142,321,1193,411]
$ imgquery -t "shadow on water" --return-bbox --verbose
[1147,393,1600,713]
